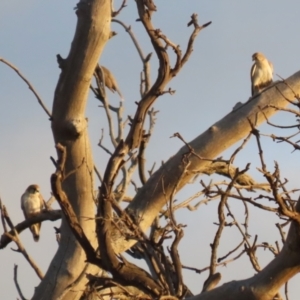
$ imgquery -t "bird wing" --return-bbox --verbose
[39,193,45,210]
[250,63,257,83]
[250,63,257,95]
[21,193,29,219]
[21,194,25,211]
[268,60,274,75]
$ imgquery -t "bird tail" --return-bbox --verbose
[33,234,40,242]
[30,224,41,242]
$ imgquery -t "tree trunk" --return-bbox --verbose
[32,1,111,299]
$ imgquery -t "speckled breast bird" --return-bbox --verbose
[251,52,273,96]
[21,184,44,242]
[95,64,124,101]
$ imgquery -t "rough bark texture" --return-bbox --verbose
[32,1,111,299]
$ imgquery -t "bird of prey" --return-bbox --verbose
[21,184,44,242]
[95,64,124,101]
[250,52,273,96]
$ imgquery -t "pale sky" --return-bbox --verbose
[1,1,300,299]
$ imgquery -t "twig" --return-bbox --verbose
[112,0,127,17]
[218,240,245,262]
[0,198,8,233]
[284,281,289,300]
[276,74,300,102]
[7,230,44,279]
[261,110,300,129]
[180,16,211,70]
[137,132,149,185]
[112,19,145,62]
[112,19,152,95]
[249,119,300,223]
[98,129,113,155]
[94,165,103,183]
[14,265,28,300]
[265,105,300,117]
[171,132,203,161]
[208,168,240,277]
[97,175,162,297]
[137,109,158,184]
[0,57,52,119]
[2,205,44,279]
[182,249,246,274]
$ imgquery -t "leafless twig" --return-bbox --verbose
[0,57,52,119]
[14,265,28,300]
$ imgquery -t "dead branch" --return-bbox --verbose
[112,0,127,17]
[14,265,28,300]
[115,154,139,203]
[0,209,61,249]
[0,198,8,234]
[97,175,163,297]
[0,57,52,119]
[96,5,211,276]
[183,249,246,274]
[138,108,158,184]
[112,19,152,95]
[249,121,300,223]
[138,132,149,184]
[207,166,242,279]
[98,129,114,155]
[0,204,44,279]
[7,230,44,280]
[94,165,103,183]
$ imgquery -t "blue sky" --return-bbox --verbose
[1,1,300,299]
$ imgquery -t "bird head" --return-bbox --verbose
[26,184,40,194]
[252,52,266,62]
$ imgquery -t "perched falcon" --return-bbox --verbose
[21,184,44,242]
[95,64,124,101]
[251,52,273,96]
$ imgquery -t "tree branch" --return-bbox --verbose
[0,57,52,119]
[0,210,61,249]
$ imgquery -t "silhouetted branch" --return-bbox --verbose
[0,57,52,119]
[14,265,28,300]
[0,203,44,279]
[0,210,61,249]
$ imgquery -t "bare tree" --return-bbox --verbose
[2,1,300,300]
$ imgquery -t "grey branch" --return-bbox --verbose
[0,57,52,119]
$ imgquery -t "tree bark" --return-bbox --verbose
[32,1,111,299]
